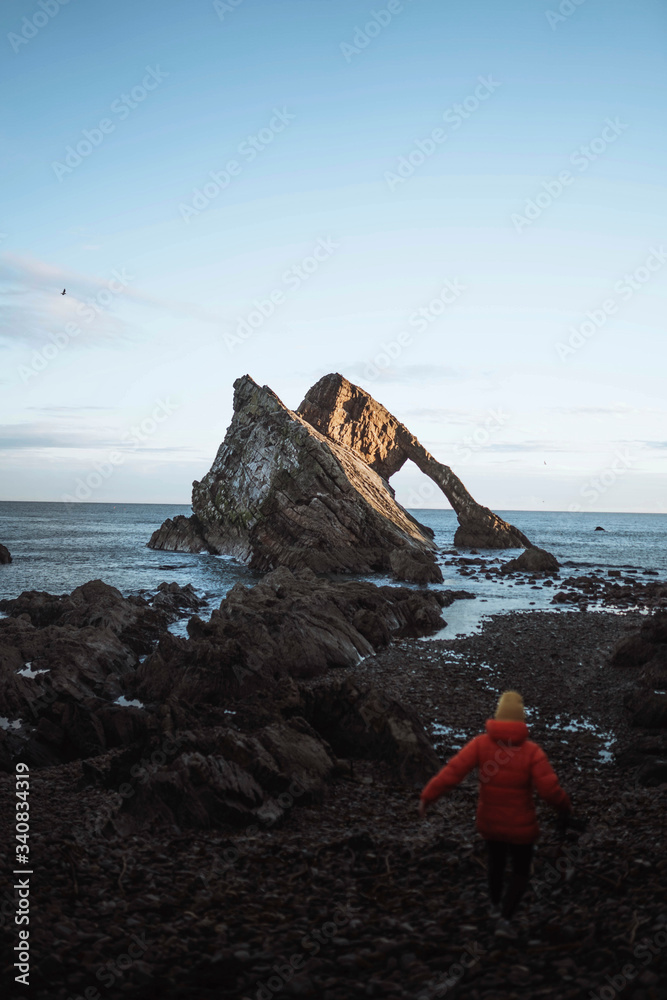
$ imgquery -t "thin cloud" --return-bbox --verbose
[2,252,228,323]
[25,405,112,413]
[0,423,194,454]
[0,252,230,348]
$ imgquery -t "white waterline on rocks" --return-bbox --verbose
[430,723,471,750]
[17,662,49,678]
[167,618,191,638]
[114,696,145,709]
[0,716,22,730]
[548,713,617,764]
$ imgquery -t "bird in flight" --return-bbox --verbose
[61,288,66,295]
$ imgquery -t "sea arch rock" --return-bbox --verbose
[297,373,533,549]
[149,376,443,583]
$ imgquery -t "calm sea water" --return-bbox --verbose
[0,503,665,635]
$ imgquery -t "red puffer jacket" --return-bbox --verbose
[421,719,571,844]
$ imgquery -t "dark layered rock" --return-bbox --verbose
[0,613,147,767]
[608,612,667,729]
[149,375,442,584]
[95,672,442,835]
[296,675,441,784]
[552,573,667,612]
[0,580,206,769]
[624,692,667,729]
[501,546,560,575]
[151,581,204,616]
[135,567,448,706]
[0,579,170,656]
[106,719,338,835]
[298,373,536,550]
[146,514,210,553]
[635,757,667,786]
[0,543,11,564]
[609,613,667,673]
[0,616,138,719]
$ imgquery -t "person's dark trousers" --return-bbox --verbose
[486,840,534,919]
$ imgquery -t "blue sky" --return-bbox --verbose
[1,0,665,512]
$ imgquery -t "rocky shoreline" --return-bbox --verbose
[1,571,666,1000]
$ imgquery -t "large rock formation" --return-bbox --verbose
[0,544,11,564]
[500,546,560,575]
[609,612,667,730]
[149,375,443,584]
[297,373,533,549]
[94,674,442,834]
[0,571,458,771]
[297,675,441,783]
[135,566,450,707]
[106,719,339,835]
[0,581,204,768]
[149,374,538,578]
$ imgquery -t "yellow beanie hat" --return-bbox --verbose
[495,690,525,722]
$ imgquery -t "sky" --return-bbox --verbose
[0,0,665,513]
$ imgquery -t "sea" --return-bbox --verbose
[0,502,665,638]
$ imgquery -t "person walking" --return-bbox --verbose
[418,690,571,938]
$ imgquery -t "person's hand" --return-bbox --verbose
[418,799,428,820]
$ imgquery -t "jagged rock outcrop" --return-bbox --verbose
[0,544,11,564]
[149,375,442,583]
[145,514,210,553]
[296,675,441,784]
[0,580,171,655]
[0,613,143,766]
[0,581,204,769]
[107,719,338,835]
[501,546,560,575]
[297,373,534,550]
[135,567,449,706]
[91,677,442,834]
[609,612,667,729]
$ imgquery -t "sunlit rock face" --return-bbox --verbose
[148,375,442,584]
[298,373,534,550]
